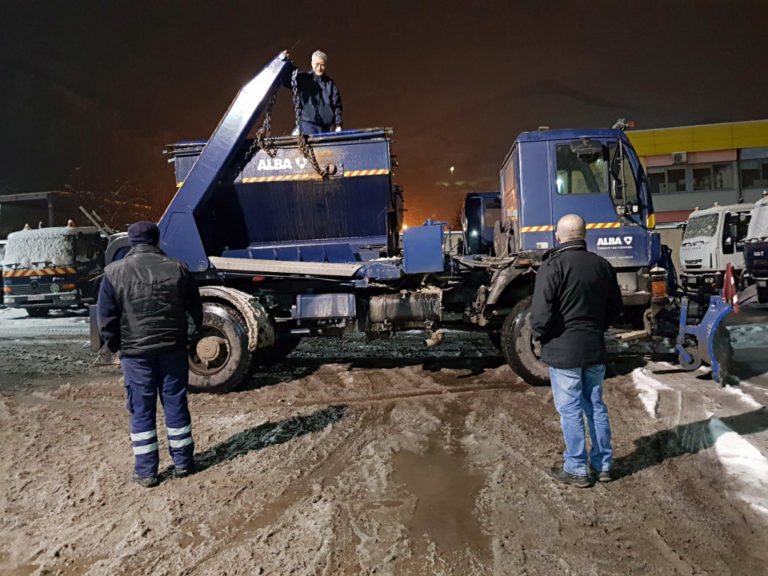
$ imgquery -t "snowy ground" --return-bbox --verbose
[0,302,767,575]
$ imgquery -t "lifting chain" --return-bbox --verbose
[254,87,279,158]
[237,87,279,176]
[291,69,330,179]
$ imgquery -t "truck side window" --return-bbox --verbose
[722,212,751,254]
[555,145,607,195]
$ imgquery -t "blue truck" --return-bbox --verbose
[96,53,732,392]
[744,196,768,303]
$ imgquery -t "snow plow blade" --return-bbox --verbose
[675,295,733,384]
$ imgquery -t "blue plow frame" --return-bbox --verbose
[676,295,733,384]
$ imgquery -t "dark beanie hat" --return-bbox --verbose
[128,221,160,246]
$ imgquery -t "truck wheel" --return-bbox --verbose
[251,336,302,369]
[26,308,50,318]
[188,303,251,393]
[500,296,550,386]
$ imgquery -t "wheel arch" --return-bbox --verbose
[198,285,274,352]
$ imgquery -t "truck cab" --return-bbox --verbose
[679,203,752,294]
[498,128,661,311]
[744,196,768,302]
[2,226,107,316]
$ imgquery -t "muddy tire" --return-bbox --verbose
[188,303,251,393]
[26,308,50,318]
[500,296,550,386]
[251,336,302,369]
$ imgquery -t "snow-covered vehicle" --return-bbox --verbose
[1,225,107,316]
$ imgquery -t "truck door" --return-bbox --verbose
[550,138,650,268]
[719,209,751,270]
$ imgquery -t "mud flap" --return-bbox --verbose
[676,295,733,384]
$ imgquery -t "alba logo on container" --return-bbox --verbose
[597,236,633,248]
[256,157,308,171]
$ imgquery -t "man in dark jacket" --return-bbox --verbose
[530,214,623,487]
[97,221,203,488]
[285,50,343,134]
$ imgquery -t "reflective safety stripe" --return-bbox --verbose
[167,424,192,436]
[169,437,193,449]
[130,430,157,441]
[133,442,158,455]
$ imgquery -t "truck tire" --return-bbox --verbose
[500,296,550,386]
[188,303,251,393]
[26,308,50,318]
[251,335,302,369]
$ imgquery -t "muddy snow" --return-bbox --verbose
[1,306,767,575]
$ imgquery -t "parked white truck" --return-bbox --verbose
[679,203,753,295]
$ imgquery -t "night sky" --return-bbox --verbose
[2,1,766,228]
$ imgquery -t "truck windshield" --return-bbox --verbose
[555,145,608,195]
[683,213,718,241]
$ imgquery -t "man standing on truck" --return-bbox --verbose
[530,214,623,488]
[97,221,203,488]
[283,49,343,134]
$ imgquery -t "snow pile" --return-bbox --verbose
[631,366,673,418]
[707,417,768,517]
[633,367,768,521]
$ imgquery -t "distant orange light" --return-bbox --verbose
[62,284,76,290]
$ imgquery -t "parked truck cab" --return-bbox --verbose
[679,203,752,294]
[495,129,662,311]
[2,226,107,316]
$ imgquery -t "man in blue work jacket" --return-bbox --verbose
[284,49,343,134]
[97,221,203,488]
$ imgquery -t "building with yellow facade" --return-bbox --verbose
[628,120,768,224]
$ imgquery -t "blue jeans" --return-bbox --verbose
[549,365,612,477]
[122,351,194,478]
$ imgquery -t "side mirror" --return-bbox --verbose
[612,179,624,201]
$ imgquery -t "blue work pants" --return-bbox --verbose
[549,365,612,477]
[121,351,194,478]
[300,121,330,134]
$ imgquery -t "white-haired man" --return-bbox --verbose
[530,214,623,487]
[284,49,343,134]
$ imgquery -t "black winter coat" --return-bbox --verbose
[283,65,343,130]
[529,240,623,368]
[97,245,203,356]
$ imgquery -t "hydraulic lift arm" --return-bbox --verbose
[157,52,291,271]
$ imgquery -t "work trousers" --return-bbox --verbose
[121,350,194,478]
[300,121,331,134]
[549,365,612,477]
